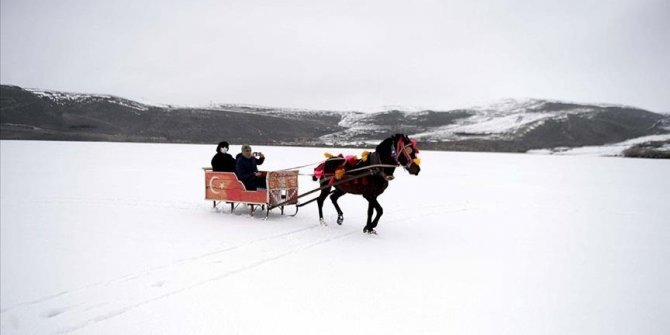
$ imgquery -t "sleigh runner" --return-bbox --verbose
[203,168,299,217]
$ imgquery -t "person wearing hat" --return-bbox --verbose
[211,141,236,172]
[235,144,266,190]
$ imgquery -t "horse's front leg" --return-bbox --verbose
[330,188,345,225]
[316,183,331,226]
[363,196,382,234]
[370,198,383,229]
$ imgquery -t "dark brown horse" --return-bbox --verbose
[313,134,421,234]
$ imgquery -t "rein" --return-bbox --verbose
[279,135,417,177]
[277,160,328,172]
[346,163,398,174]
[316,164,398,179]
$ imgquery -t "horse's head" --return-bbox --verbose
[391,134,421,176]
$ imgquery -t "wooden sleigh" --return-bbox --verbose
[203,168,300,217]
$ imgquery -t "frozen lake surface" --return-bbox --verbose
[1,140,669,335]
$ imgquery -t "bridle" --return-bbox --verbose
[392,136,419,169]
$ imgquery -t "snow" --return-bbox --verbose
[25,88,150,112]
[529,134,670,156]
[413,99,600,141]
[415,111,558,140]
[469,98,641,113]
[1,140,669,335]
[469,98,548,113]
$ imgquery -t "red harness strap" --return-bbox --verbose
[394,137,414,168]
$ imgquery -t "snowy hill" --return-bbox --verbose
[25,88,152,112]
[1,140,669,334]
[1,85,668,156]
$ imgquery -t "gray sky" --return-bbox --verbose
[2,0,669,112]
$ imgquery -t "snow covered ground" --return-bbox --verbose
[528,134,670,157]
[1,140,669,335]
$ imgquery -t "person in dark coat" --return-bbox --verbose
[235,144,266,190]
[211,141,236,172]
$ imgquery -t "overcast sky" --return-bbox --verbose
[2,0,669,112]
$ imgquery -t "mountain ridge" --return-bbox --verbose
[2,85,669,157]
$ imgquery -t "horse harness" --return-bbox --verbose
[314,136,418,186]
[392,136,419,169]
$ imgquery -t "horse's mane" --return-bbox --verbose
[375,136,395,161]
[374,134,400,176]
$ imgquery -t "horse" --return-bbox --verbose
[313,134,421,234]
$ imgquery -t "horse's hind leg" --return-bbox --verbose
[316,183,331,226]
[330,188,345,225]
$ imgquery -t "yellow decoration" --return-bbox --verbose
[335,168,345,180]
[324,152,334,158]
[413,157,422,165]
[361,151,369,162]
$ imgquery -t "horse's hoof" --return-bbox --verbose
[363,228,377,235]
[320,218,328,226]
[337,215,343,225]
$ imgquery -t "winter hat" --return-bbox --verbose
[216,141,230,152]
[241,144,252,152]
